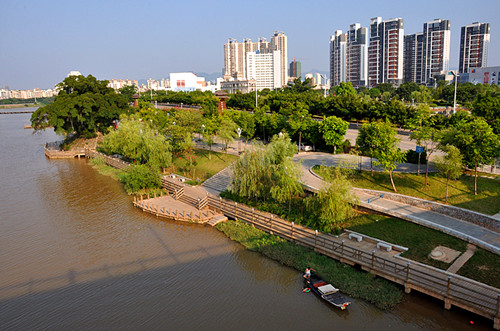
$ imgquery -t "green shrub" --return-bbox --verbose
[122,164,161,194]
[405,149,427,164]
[89,155,106,166]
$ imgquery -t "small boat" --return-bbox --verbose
[304,273,351,310]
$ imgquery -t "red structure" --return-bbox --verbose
[132,94,140,108]
[214,90,229,114]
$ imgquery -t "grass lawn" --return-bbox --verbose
[314,166,500,215]
[347,214,500,288]
[171,149,238,183]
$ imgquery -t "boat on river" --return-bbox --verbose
[304,273,351,310]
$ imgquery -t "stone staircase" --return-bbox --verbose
[202,166,233,194]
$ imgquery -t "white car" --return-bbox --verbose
[299,143,313,152]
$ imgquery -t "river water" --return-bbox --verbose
[0,109,490,330]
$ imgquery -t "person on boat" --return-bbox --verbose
[303,267,315,280]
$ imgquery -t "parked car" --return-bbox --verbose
[298,143,313,152]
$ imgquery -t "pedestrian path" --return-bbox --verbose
[293,152,500,255]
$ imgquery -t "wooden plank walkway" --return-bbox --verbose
[205,194,500,330]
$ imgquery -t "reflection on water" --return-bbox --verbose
[0,111,491,330]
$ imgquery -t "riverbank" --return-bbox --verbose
[0,103,39,109]
[216,220,404,310]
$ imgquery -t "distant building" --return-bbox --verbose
[368,17,404,87]
[246,50,282,90]
[459,22,490,74]
[220,79,255,94]
[346,23,368,88]
[403,33,423,83]
[107,79,139,90]
[169,72,206,92]
[271,31,288,86]
[222,31,288,91]
[421,19,451,84]
[223,37,271,81]
[330,30,347,86]
[289,59,301,80]
[459,66,500,85]
[67,70,82,77]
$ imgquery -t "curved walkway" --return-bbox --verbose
[293,152,500,255]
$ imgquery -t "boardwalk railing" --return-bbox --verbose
[133,195,217,223]
[85,149,130,170]
[84,150,500,329]
[207,194,500,329]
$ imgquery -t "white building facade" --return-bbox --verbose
[246,50,282,90]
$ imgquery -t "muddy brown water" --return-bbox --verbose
[0,110,491,330]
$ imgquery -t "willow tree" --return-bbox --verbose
[306,166,358,232]
[230,133,302,209]
[100,115,172,171]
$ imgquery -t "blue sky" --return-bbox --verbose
[1,0,499,89]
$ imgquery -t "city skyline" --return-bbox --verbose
[1,0,499,90]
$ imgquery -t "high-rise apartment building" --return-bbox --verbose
[246,50,282,90]
[223,37,270,81]
[403,33,423,83]
[459,22,490,74]
[346,23,368,88]
[421,19,451,84]
[368,17,404,87]
[223,32,287,89]
[330,30,347,86]
[289,59,301,79]
[270,31,288,86]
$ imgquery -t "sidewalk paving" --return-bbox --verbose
[293,152,500,255]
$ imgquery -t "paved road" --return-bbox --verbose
[293,152,500,255]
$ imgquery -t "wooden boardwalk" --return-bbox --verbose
[204,194,500,329]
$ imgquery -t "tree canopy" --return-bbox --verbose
[31,75,129,138]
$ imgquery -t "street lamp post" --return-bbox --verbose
[237,127,242,153]
[450,71,459,114]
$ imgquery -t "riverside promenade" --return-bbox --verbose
[293,152,500,255]
[82,145,500,329]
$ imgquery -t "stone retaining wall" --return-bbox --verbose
[352,187,500,233]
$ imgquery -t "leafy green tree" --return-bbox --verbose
[333,82,357,96]
[408,105,439,185]
[31,75,129,138]
[377,83,395,96]
[306,167,358,231]
[234,111,256,146]
[218,115,238,158]
[319,116,348,153]
[285,77,315,93]
[230,133,301,206]
[435,145,463,203]
[356,122,377,175]
[472,92,500,135]
[371,121,406,192]
[100,115,172,170]
[368,88,381,99]
[201,115,219,160]
[230,145,270,200]
[440,118,499,195]
[122,164,161,194]
[118,85,138,103]
[395,82,419,101]
[287,102,311,151]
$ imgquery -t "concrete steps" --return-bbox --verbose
[202,166,233,194]
[206,215,229,227]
